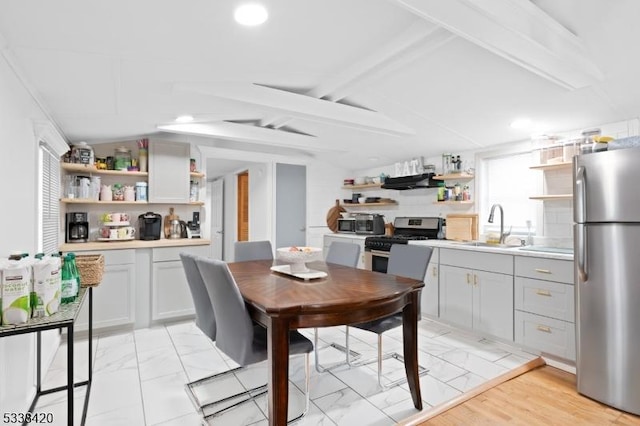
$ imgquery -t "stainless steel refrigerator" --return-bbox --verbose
[574,147,640,414]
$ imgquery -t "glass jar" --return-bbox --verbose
[437,182,445,202]
[135,182,148,201]
[114,147,132,171]
[112,183,124,201]
[189,180,199,202]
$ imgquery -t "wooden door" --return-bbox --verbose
[237,171,249,241]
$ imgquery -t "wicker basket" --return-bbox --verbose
[76,254,105,287]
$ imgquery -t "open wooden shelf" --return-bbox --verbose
[340,202,397,207]
[61,198,148,205]
[529,194,573,201]
[61,163,148,177]
[342,183,382,190]
[529,162,572,171]
[433,173,474,181]
[60,198,205,206]
[432,201,475,206]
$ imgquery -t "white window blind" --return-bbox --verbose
[39,142,60,255]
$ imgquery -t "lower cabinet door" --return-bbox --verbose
[152,260,196,321]
[473,270,514,341]
[421,259,439,318]
[76,263,136,330]
[439,265,473,328]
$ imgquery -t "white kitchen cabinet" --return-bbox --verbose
[420,248,439,318]
[75,249,136,331]
[439,248,514,341]
[323,234,366,269]
[151,245,211,321]
[148,140,190,203]
[514,256,575,360]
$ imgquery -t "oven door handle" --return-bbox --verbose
[369,249,390,257]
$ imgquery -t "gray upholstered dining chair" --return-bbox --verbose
[346,244,433,388]
[180,253,267,415]
[314,241,362,372]
[234,240,274,262]
[195,256,314,423]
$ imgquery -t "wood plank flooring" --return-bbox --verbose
[419,366,640,425]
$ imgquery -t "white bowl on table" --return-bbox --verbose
[276,247,323,273]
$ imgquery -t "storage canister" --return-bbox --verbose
[135,182,148,201]
[114,147,132,171]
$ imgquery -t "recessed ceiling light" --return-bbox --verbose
[176,115,194,123]
[510,118,532,129]
[234,3,268,26]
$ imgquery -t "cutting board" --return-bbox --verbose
[446,213,479,241]
[326,199,346,233]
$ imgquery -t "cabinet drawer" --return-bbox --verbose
[152,245,211,262]
[515,256,573,284]
[515,311,576,361]
[515,277,574,322]
[79,249,135,266]
[440,248,513,275]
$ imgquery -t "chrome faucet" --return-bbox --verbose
[488,204,510,244]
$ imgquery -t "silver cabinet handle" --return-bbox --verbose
[534,268,552,274]
[536,325,552,333]
[432,266,437,277]
[536,289,551,297]
[466,273,471,284]
[473,274,478,286]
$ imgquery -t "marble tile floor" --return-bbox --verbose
[34,319,540,425]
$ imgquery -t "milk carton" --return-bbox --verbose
[1,258,31,325]
[32,255,61,318]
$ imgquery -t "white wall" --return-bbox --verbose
[0,53,60,413]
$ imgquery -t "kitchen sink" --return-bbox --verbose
[456,242,514,248]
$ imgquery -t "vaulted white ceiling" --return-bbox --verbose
[0,0,638,177]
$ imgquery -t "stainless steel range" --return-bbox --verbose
[364,216,443,272]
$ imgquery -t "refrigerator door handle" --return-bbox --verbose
[575,166,586,224]
[577,224,588,282]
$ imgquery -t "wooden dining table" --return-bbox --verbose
[227,259,424,426]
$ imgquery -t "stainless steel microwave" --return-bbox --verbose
[337,218,356,233]
[355,214,385,235]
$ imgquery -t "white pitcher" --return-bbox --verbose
[100,184,112,202]
[123,185,135,202]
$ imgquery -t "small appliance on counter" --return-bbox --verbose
[354,213,385,235]
[66,212,89,243]
[138,212,162,240]
[187,212,201,238]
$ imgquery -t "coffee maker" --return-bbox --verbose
[187,212,201,239]
[66,212,89,243]
[138,212,162,240]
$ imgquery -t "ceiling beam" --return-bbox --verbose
[157,121,341,153]
[392,0,603,90]
[262,22,455,130]
[174,82,415,136]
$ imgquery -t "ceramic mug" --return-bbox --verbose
[109,229,119,239]
[117,226,135,239]
[100,227,110,238]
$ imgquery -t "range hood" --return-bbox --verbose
[381,173,438,190]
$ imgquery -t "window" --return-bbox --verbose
[479,150,540,237]
[39,142,60,255]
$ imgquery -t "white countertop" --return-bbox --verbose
[409,239,574,261]
[60,238,211,252]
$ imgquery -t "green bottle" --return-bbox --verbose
[67,253,80,300]
[60,255,75,304]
